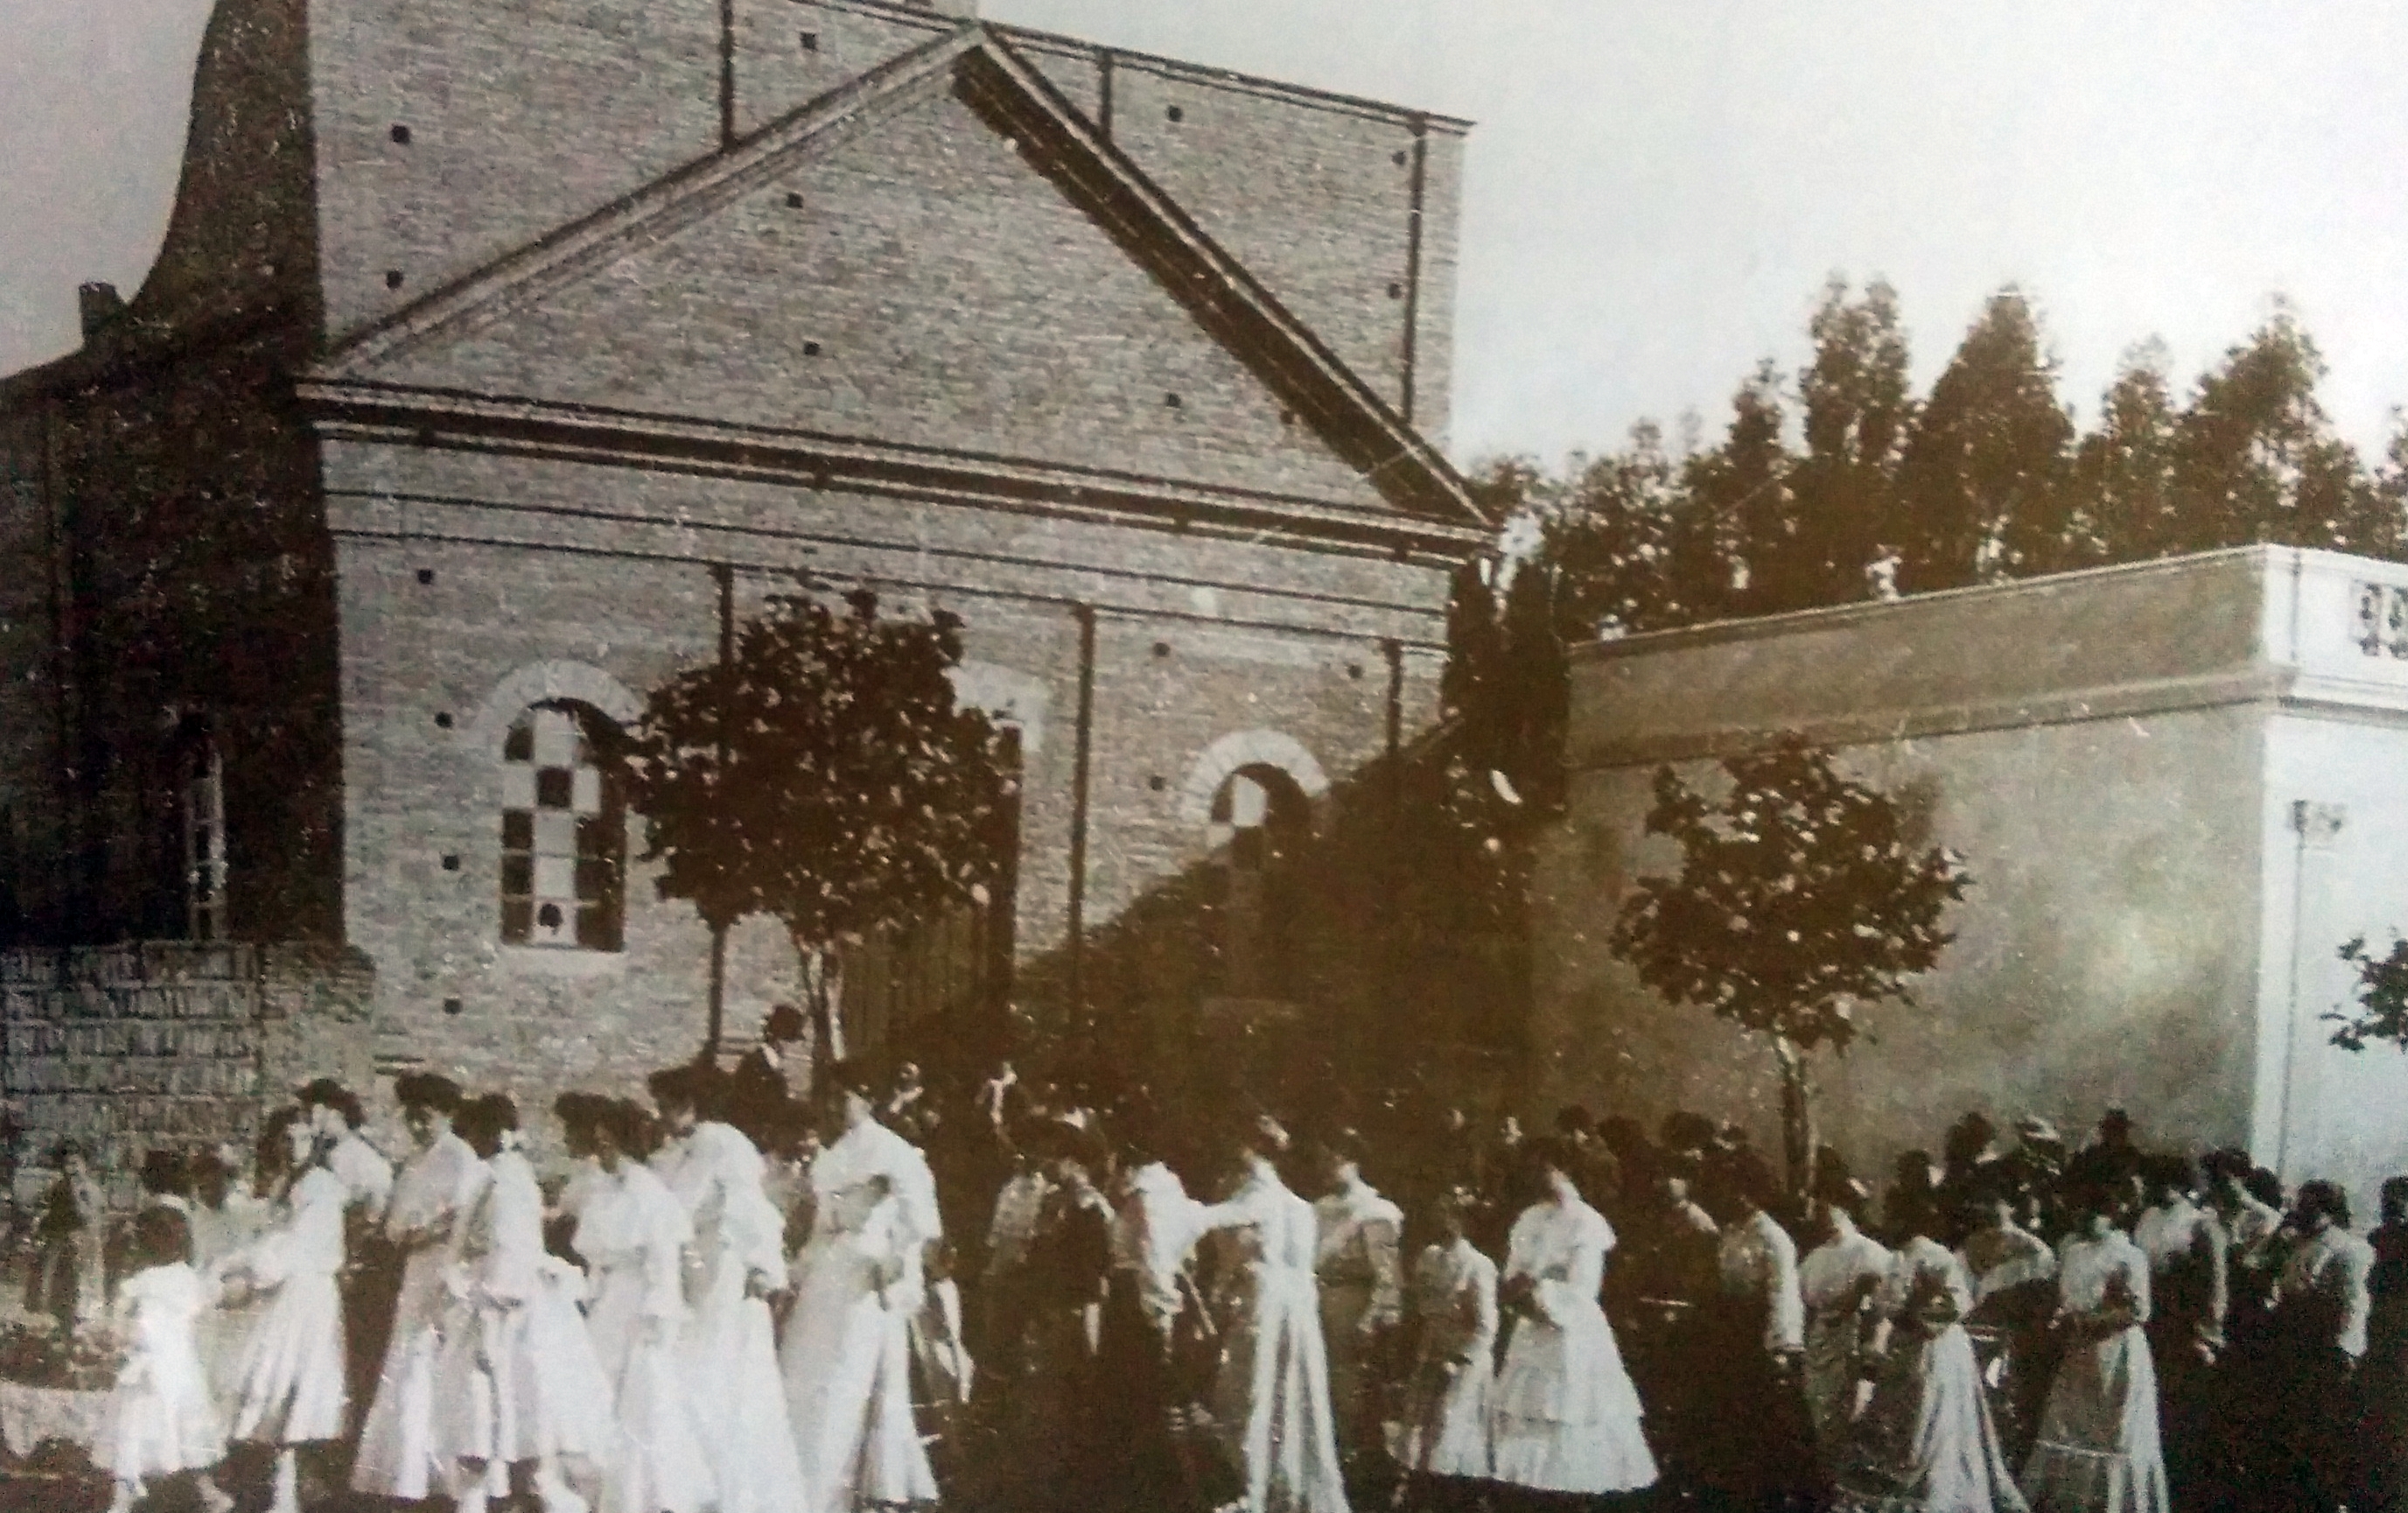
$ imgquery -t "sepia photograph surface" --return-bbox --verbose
[4,4,2408,1511]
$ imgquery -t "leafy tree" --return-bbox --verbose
[2171,308,2390,556]
[1789,278,1915,610]
[1540,422,1714,638]
[608,588,1018,1069]
[1895,288,2075,589]
[2064,342,2183,565]
[1692,361,1796,619]
[2328,934,2408,1053]
[1609,737,1971,1196]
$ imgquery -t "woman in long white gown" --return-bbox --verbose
[647,1064,810,1513]
[564,1096,717,1513]
[780,1061,944,1513]
[1488,1136,1659,1499]
[1801,1191,1895,1467]
[220,1108,351,1513]
[1835,1230,2027,1512]
[354,1072,488,1503]
[437,1093,612,1513]
[2018,1189,2168,1513]
[1396,1188,1498,1503]
[1191,1114,1352,1513]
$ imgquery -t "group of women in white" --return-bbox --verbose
[94,1059,947,1513]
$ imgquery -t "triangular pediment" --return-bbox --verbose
[316,28,1483,529]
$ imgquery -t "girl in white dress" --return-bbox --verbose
[104,1206,233,1513]
[1801,1189,1895,1467]
[220,1107,351,1513]
[1488,1136,1659,1498]
[354,1071,489,1503]
[438,1093,612,1513]
[563,1095,717,1513]
[2018,1188,2168,1513]
[780,1061,944,1513]
[1835,1231,2027,1513]
[1191,1113,1351,1513]
[646,1063,810,1513]
[1396,1188,1498,1509]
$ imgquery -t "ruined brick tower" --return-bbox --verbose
[0,0,1487,1114]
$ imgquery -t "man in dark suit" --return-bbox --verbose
[730,1004,807,1145]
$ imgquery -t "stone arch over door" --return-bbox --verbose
[1178,729,1329,828]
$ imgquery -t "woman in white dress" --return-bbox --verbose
[354,1071,489,1504]
[1191,1112,1352,1513]
[646,1063,810,1513]
[1801,1186,1895,1467]
[1834,1228,2027,1512]
[780,1061,944,1513]
[1488,1136,1659,1500]
[188,1144,273,1425]
[220,1107,351,1513]
[564,1095,716,1513]
[1956,1184,2060,1467]
[2018,1187,2168,1513]
[438,1093,611,1513]
[1396,1187,1497,1510]
[104,1206,233,1513]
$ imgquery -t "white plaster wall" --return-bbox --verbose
[2259,710,2408,1223]
[1535,704,2265,1191]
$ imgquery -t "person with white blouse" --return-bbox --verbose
[220,1107,353,1513]
[1699,1158,1819,1509]
[1799,1184,1894,1467]
[2018,1185,2168,1513]
[354,1072,489,1504]
[780,1061,944,1513]
[647,1063,808,1513]
[1396,1187,1498,1509]
[438,1094,610,1513]
[1190,1112,1352,1513]
[563,1096,715,1513]
[1488,1136,1658,1500]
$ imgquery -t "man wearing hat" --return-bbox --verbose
[352,1072,485,1503]
[730,1004,808,1146]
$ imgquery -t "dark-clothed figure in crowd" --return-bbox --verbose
[1012,1120,1116,1511]
[2360,1175,2408,1513]
[2063,1110,2144,1202]
[728,1004,808,1146]
[1885,1152,1946,1252]
[2258,1180,2373,1513]
[2132,1155,2226,1512]
[1697,1155,1821,1510]
[2201,1147,2285,1503]
[28,1138,106,1329]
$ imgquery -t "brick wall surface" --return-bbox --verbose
[312,0,723,340]
[1,943,374,1205]
[325,431,1450,1108]
[373,85,1392,515]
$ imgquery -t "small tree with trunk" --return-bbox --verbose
[607,588,1017,1075]
[1609,735,1971,1197]
[2327,935,2408,1052]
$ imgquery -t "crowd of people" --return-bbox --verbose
[10,1019,2408,1513]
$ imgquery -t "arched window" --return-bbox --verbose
[182,728,227,942]
[500,701,626,951]
[1207,762,1312,1002]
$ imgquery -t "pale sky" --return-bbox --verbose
[5,0,2404,466]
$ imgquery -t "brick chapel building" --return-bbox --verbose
[0,0,1491,1112]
